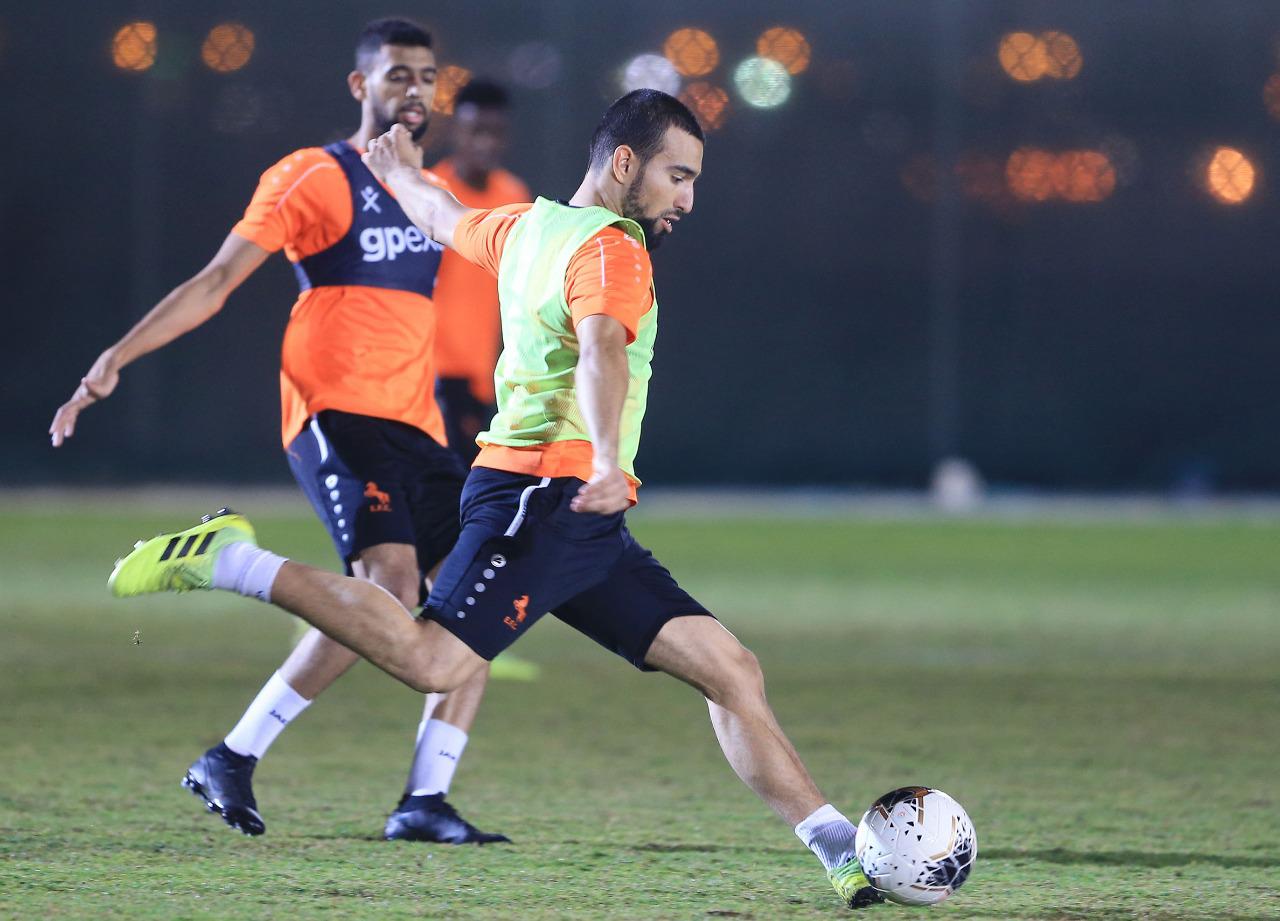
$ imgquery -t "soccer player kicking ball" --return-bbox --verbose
[109,90,881,910]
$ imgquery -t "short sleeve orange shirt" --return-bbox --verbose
[450,203,654,497]
[428,160,530,402]
[232,145,451,447]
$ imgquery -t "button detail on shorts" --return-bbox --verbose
[490,554,506,568]
[325,475,339,489]
[465,597,475,605]
[482,568,495,579]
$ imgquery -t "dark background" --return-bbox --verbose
[3,1,1277,491]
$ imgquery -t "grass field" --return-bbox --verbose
[1,497,1278,920]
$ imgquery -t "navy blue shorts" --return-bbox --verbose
[422,468,713,669]
[285,410,467,583]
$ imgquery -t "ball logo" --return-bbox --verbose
[359,225,442,262]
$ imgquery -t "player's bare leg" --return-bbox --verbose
[184,539,501,841]
[643,615,881,907]
[642,615,823,824]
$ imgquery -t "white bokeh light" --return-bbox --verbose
[734,56,791,108]
[622,53,681,95]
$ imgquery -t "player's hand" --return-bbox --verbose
[362,124,423,182]
[49,355,119,447]
[570,466,630,515]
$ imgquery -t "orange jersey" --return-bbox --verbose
[232,145,451,448]
[428,160,530,402]
[450,202,655,496]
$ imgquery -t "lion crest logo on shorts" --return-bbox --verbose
[504,594,530,631]
[363,481,392,513]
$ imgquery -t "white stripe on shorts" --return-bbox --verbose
[309,417,330,463]
[504,476,551,537]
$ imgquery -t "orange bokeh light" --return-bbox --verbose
[757,27,811,75]
[1006,147,1115,203]
[1006,147,1057,200]
[998,32,1048,82]
[112,21,157,72]
[679,81,730,130]
[998,30,1082,82]
[1263,73,1280,120]
[1041,31,1083,79]
[1205,147,1256,204]
[432,65,473,115]
[202,23,255,73]
[663,28,719,77]
[1056,150,1115,202]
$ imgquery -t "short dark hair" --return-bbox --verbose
[355,18,432,72]
[455,78,510,111]
[587,89,704,170]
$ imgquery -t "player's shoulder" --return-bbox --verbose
[471,201,535,223]
[254,146,343,189]
[588,223,647,252]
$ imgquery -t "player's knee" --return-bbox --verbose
[707,641,764,705]
[401,647,471,694]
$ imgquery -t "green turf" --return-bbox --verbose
[1,502,1277,919]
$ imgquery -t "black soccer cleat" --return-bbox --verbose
[383,793,511,844]
[181,742,266,836]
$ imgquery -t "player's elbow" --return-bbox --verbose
[189,265,234,316]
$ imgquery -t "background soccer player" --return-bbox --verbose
[429,79,530,466]
[109,91,881,908]
[49,18,506,845]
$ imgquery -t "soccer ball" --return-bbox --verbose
[855,787,977,906]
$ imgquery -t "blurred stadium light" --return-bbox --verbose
[663,28,719,77]
[201,23,254,74]
[432,65,473,115]
[112,21,157,72]
[734,56,791,108]
[1264,73,1280,120]
[679,81,730,130]
[622,53,681,95]
[998,30,1081,82]
[756,27,811,75]
[1204,146,1256,204]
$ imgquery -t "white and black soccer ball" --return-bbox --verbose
[855,786,977,906]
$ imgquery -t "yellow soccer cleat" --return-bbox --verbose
[829,855,885,909]
[109,508,257,598]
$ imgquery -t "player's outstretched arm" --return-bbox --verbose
[49,233,269,446]
[570,314,632,515]
[362,124,468,249]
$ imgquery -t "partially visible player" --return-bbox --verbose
[430,79,530,465]
[108,91,882,909]
[50,18,506,845]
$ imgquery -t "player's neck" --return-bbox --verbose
[568,172,618,214]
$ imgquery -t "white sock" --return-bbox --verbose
[795,804,859,871]
[223,671,311,759]
[405,718,468,796]
[212,541,288,602]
